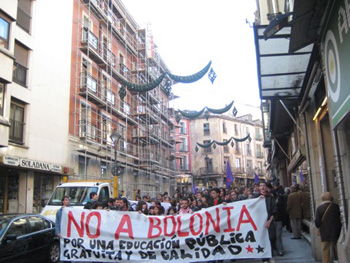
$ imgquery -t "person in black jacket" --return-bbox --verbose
[315,192,341,263]
[258,181,277,263]
[83,192,98,209]
[208,188,224,207]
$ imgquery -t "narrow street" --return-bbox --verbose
[224,228,317,263]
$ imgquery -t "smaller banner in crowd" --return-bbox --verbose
[60,198,271,262]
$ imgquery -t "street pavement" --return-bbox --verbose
[221,227,318,263]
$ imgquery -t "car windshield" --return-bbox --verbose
[47,186,98,206]
[0,215,17,236]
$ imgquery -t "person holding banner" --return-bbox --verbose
[55,196,70,239]
[178,197,193,214]
[208,188,224,207]
[83,191,98,209]
[259,181,277,263]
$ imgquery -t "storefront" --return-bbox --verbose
[0,155,72,214]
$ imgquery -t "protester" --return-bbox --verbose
[55,196,70,238]
[178,198,193,214]
[136,200,149,215]
[93,202,103,210]
[208,188,224,207]
[120,197,133,211]
[167,206,178,216]
[110,197,121,211]
[258,181,277,263]
[83,191,98,209]
[315,192,341,263]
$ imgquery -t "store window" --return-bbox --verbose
[0,171,19,213]
[33,173,54,213]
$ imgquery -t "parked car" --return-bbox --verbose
[0,214,59,263]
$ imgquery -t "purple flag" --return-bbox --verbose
[226,162,234,188]
[300,169,304,182]
[254,172,259,184]
[192,181,198,194]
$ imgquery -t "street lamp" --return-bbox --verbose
[110,128,123,198]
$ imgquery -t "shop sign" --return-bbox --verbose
[322,0,350,128]
[20,159,51,171]
[50,164,62,173]
[2,156,20,166]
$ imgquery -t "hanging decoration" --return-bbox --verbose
[119,73,166,93]
[208,68,217,84]
[114,61,213,99]
[232,106,238,117]
[118,86,127,101]
[166,61,212,83]
[176,101,234,123]
[195,134,251,152]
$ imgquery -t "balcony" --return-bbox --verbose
[232,167,245,173]
[13,62,27,87]
[199,167,219,175]
[79,72,110,107]
[255,133,263,141]
[256,151,264,158]
[179,165,189,171]
[80,28,104,65]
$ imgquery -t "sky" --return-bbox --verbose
[122,0,262,120]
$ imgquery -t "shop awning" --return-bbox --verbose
[254,25,314,100]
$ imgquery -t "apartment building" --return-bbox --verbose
[190,114,267,189]
[254,0,350,261]
[0,0,176,213]
[69,0,176,198]
[171,115,192,193]
[0,0,73,214]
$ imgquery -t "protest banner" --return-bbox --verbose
[60,198,271,262]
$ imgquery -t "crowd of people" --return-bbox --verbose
[56,180,340,263]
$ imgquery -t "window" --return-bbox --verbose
[223,139,229,153]
[9,100,25,144]
[234,124,239,135]
[17,0,32,33]
[223,122,227,133]
[180,138,187,152]
[246,143,252,156]
[0,15,10,49]
[247,160,253,169]
[98,187,109,203]
[0,82,4,115]
[78,155,89,176]
[235,158,241,168]
[13,42,29,87]
[180,122,186,134]
[203,140,211,153]
[28,216,49,233]
[79,101,91,138]
[203,123,210,135]
[183,156,188,170]
[101,161,107,177]
[7,218,27,237]
[246,127,250,135]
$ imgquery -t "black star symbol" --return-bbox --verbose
[256,245,264,253]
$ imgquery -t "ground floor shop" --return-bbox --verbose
[0,155,71,214]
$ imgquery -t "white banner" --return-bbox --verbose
[60,198,271,262]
